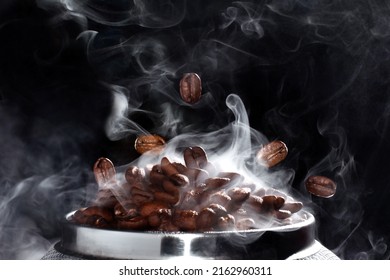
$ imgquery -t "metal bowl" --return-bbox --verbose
[59,210,315,259]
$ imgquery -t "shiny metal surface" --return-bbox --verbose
[60,211,315,259]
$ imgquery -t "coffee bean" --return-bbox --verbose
[125,166,145,185]
[236,218,255,230]
[134,134,165,154]
[179,73,202,104]
[93,157,116,188]
[256,140,288,168]
[305,175,336,198]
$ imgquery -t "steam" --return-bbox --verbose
[1,0,390,259]
[221,3,265,39]
[50,0,187,28]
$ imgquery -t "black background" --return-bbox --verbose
[0,0,389,259]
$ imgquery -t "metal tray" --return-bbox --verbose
[59,211,315,259]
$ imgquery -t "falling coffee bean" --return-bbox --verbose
[93,157,116,189]
[305,175,337,198]
[179,73,202,104]
[256,140,288,168]
[134,134,165,154]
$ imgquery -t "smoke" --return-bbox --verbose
[1,0,390,259]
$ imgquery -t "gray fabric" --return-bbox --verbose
[41,241,340,260]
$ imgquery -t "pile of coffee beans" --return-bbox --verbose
[71,146,306,232]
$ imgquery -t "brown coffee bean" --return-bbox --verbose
[208,203,228,218]
[280,201,303,213]
[228,187,251,203]
[227,187,251,212]
[196,208,217,230]
[154,191,179,205]
[169,173,189,187]
[114,201,139,220]
[256,140,288,168]
[93,189,119,208]
[183,146,208,169]
[217,172,244,185]
[148,209,172,228]
[160,157,179,177]
[261,195,278,212]
[73,206,114,223]
[179,73,202,104]
[149,164,166,185]
[274,209,292,220]
[173,210,198,231]
[93,157,116,188]
[207,191,231,207]
[246,195,263,212]
[140,201,170,217]
[205,177,231,189]
[131,188,154,201]
[125,166,145,185]
[305,175,337,198]
[261,195,285,211]
[134,134,165,154]
[117,216,148,230]
[217,214,235,231]
[236,218,255,230]
[172,163,209,184]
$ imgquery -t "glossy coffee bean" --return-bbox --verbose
[256,140,288,168]
[179,73,202,104]
[134,134,165,154]
[305,175,336,198]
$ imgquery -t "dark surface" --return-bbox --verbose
[1,0,390,259]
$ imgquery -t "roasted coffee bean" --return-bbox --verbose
[173,210,198,231]
[305,175,337,198]
[281,202,303,213]
[117,216,148,230]
[246,195,263,212]
[205,177,230,189]
[148,209,172,228]
[125,166,145,185]
[274,209,292,220]
[261,195,285,211]
[94,217,111,228]
[93,157,116,188]
[172,163,209,184]
[154,191,179,205]
[73,206,114,223]
[179,73,202,104]
[256,140,288,168]
[140,201,170,217]
[132,194,153,206]
[134,134,165,154]
[183,146,208,169]
[114,201,139,220]
[131,188,154,201]
[228,187,251,203]
[217,214,235,231]
[160,157,179,177]
[169,173,189,187]
[207,191,231,207]
[149,164,166,185]
[217,172,244,185]
[236,218,255,230]
[208,204,228,218]
[94,189,119,208]
[274,196,286,210]
[196,208,217,230]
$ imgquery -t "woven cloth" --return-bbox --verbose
[41,240,339,260]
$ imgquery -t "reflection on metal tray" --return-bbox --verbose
[60,211,315,260]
